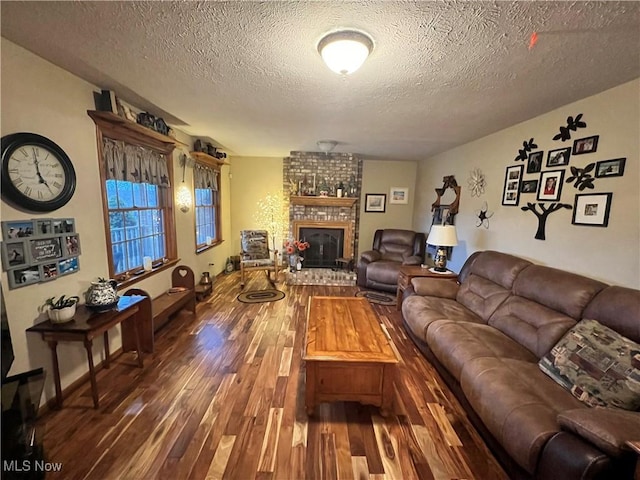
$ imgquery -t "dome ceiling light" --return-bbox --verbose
[317,30,374,75]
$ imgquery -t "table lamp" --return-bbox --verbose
[427,225,458,272]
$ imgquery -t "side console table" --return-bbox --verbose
[396,265,458,310]
[26,295,152,408]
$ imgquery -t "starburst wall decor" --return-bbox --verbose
[467,168,486,197]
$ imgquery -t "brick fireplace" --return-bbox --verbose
[283,151,362,265]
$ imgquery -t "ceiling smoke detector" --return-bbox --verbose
[317,140,338,153]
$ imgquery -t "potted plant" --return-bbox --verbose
[43,295,80,324]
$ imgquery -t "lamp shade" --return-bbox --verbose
[318,30,373,75]
[427,225,458,247]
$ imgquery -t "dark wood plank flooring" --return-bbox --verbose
[36,270,508,479]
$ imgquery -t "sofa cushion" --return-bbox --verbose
[583,286,640,343]
[513,265,607,320]
[460,357,585,474]
[455,252,531,322]
[558,407,640,457]
[427,320,537,381]
[401,295,482,343]
[488,295,577,358]
[539,319,640,410]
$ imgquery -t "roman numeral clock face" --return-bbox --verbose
[1,133,76,212]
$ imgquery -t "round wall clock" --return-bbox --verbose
[1,132,77,212]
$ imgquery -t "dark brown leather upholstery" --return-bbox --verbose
[401,250,640,480]
[357,229,425,292]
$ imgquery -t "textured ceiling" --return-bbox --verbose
[2,1,639,161]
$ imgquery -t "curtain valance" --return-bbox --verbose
[194,162,219,191]
[103,138,171,187]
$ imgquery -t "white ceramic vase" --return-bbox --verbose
[47,304,76,324]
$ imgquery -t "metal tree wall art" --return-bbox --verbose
[566,163,596,190]
[514,138,538,161]
[553,113,587,141]
[521,202,572,240]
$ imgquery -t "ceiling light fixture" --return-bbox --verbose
[318,30,373,75]
[317,140,338,153]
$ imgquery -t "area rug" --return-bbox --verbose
[237,289,286,304]
[355,290,396,306]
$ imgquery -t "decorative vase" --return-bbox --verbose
[296,258,302,271]
[86,278,119,310]
[289,255,298,272]
[47,304,76,324]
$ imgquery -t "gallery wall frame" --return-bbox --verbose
[389,187,409,204]
[595,158,626,178]
[572,193,613,227]
[502,165,523,206]
[537,170,565,202]
[572,135,599,155]
[546,147,571,167]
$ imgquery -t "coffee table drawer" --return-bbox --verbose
[316,364,383,395]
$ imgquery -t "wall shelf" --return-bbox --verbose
[190,151,230,167]
[289,196,357,208]
[87,111,187,147]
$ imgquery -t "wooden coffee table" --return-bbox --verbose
[304,296,399,416]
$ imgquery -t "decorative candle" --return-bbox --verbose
[143,256,152,271]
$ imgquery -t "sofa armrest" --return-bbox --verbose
[359,250,381,263]
[411,277,459,299]
[557,407,640,458]
[402,255,422,266]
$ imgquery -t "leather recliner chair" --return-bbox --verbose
[357,229,426,292]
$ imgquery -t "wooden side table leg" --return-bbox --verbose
[380,365,395,417]
[305,362,316,416]
[132,318,144,368]
[396,287,403,311]
[47,340,63,409]
[103,331,110,368]
[84,339,99,408]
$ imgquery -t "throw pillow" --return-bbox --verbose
[538,319,640,410]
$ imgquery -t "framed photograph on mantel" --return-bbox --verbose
[364,193,386,213]
[502,165,523,206]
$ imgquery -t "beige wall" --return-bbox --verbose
[359,160,419,251]
[0,39,234,400]
[413,79,640,288]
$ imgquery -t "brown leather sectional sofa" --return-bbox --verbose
[401,250,640,480]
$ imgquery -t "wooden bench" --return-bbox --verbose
[124,265,197,339]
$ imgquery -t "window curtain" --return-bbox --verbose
[194,162,219,191]
[103,138,171,187]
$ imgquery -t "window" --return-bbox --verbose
[89,110,177,280]
[194,162,221,251]
[107,180,166,275]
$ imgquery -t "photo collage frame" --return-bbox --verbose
[1,218,81,289]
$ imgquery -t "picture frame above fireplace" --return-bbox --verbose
[365,194,386,212]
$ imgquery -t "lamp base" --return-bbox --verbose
[432,266,448,272]
[434,247,448,272]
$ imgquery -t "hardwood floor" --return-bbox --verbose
[37,271,508,480]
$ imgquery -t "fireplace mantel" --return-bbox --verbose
[289,196,357,208]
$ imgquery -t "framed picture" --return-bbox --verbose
[537,170,565,202]
[364,193,386,213]
[58,257,80,276]
[8,265,41,289]
[595,158,626,178]
[63,234,81,256]
[502,165,523,206]
[34,219,53,236]
[28,236,63,264]
[572,135,599,155]
[526,151,543,174]
[52,218,75,234]
[572,193,613,227]
[1,240,29,270]
[40,262,59,281]
[521,179,538,194]
[2,220,35,241]
[389,187,409,204]
[546,147,571,167]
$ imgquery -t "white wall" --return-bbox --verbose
[413,79,640,288]
[359,160,419,251]
[0,39,234,402]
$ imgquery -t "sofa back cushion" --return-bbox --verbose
[456,251,532,322]
[374,229,424,262]
[488,265,607,357]
[582,286,640,343]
